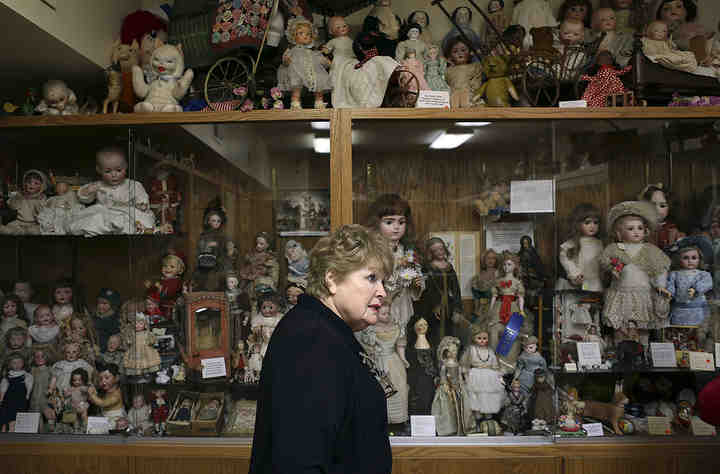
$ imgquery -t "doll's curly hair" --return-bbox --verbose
[285,16,316,45]
[499,251,522,278]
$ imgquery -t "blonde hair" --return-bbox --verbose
[286,16,316,45]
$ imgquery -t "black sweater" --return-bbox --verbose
[249,294,392,474]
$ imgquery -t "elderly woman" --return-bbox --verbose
[250,224,393,474]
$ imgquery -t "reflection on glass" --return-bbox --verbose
[195,308,221,351]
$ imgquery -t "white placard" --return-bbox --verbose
[647,416,672,435]
[715,343,720,369]
[689,352,715,371]
[577,342,602,369]
[416,90,450,108]
[410,415,437,437]
[690,416,717,436]
[87,416,111,434]
[651,342,678,368]
[559,100,588,108]
[201,357,227,379]
[564,362,578,372]
[582,423,604,437]
[13,412,40,433]
[510,180,555,214]
[485,222,534,253]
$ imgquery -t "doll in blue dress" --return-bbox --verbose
[668,241,713,326]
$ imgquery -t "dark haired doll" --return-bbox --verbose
[407,10,433,45]
[441,6,482,58]
[0,352,32,432]
[0,169,47,235]
[1,295,28,342]
[558,0,593,27]
[639,183,685,250]
[656,0,709,60]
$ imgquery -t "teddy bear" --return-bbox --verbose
[473,55,519,107]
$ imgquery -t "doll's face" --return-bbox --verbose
[133,395,145,409]
[24,176,43,195]
[286,244,302,262]
[256,236,269,252]
[55,182,70,195]
[450,41,471,65]
[456,8,470,25]
[560,21,584,45]
[207,214,222,230]
[616,216,646,243]
[145,298,159,314]
[428,46,439,59]
[64,344,80,361]
[580,216,600,237]
[8,333,24,349]
[447,343,458,359]
[98,369,118,391]
[377,304,391,323]
[650,190,669,221]
[135,318,147,331]
[429,242,446,261]
[35,308,54,327]
[286,286,303,306]
[71,373,84,387]
[679,249,700,270]
[71,318,87,337]
[525,342,537,353]
[162,258,182,278]
[3,300,17,317]
[8,357,23,371]
[406,50,417,60]
[96,298,111,315]
[485,251,498,268]
[488,1,502,14]
[107,335,121,352]
[33,350,47,367]
[181,399,192,408]
[503,258,516,274]
[647,21,669,41]
[411,13,427,28]
[295,24,313,46]
[565,4,588,22]
[593,9,616,32]
[54,286,72,304]
[415,318,428,334]
[261,301,277,317]
[408,28,420,41]
[474,332,489,346]
[97,152,128,187]
[379,215,406,243]
[227,277,239,290]
[330,17,349,37]
[660,1,687,23]
[14,282,33,302]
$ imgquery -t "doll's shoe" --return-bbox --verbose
[314,100,327,109]
[290,100,302,110]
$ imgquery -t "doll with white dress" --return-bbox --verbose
[28,305,60,349]
[423,45,450,92]
[69,146,156,236]
[250,293,284,342]
[667,242,713,326]
[460,329,505,427]
[0,352,33,432]
[37,179,83,235]
[123,313,161,379]
[127,393,152,434]
[432,336,475,435]
[641,20,697,73]
[49,342,93,394]
[0,169,47,235]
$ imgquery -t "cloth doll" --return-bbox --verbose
[127,393,152,434]
[69,146,156,236]
[641,20,697,74]
[407,10,434,46]
[13,281,38,325]
[367,0,401,41]
[460,329,505,427]
[471,249,500,327]
[1,295,28,343]
[406,316,437,416]
[501,379,529,434]
[488,252,528,366]
[667,242,712,326]
[639,183,685,251]
[514,336,547,394]
[0,352,33,432]
[37,178,83,235]
[87,363,126,430]
[132,43,193,113]
[285,240,309,287]
[150,388,169,435]
[276,17,331,110]
[431,336,474,435]
[147,166,182,234]
[396,24,427,63]
[63,367,89,433]
[28,304,60,350]
[581,51,632,107]
[511,0,558,48]
[92,288,121,352]
[0,169,47,235]
[600,200,671,345]
[123,313,160,378]
[423,45,450,92]
[29,349,57,429]
[444,38,483,108]
[441,6,482,57]
[400,49,429,92]
[35,80,79,116]
[239,232,280,301]
[591,8,634,67]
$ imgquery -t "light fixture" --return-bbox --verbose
[311,121,330,130]
[313,136,330,153]
[455,121,492,127]
[429,127,474,149]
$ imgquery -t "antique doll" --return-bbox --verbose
[471,249,499,327]
[147,165,181,233]
[174,398,193,421]
[285,240,309,287]
[406,316,437,416]
[28,304,60,349]
[250,292,284,341]
[245,342,263,383]
[132,43,193,113]
[366,194,424,330]
[197,398,221,421]
[1,295,28,342]
[511,0,557,47]
[127,393,152,434]
[501,378,528,434]
[1,327,31,370]
[423,45,450,92]
[400,49,429,92]
[123,312,160,379]
[396,24,427,63]
[87,363,126,430]
[639,183,685,251]
[226,271,245,341]
[519,235,545,303]
[601,201,671,345]
[37,178,83,235]
[601,0,637,33]
[323,16,354,81]
[0,352,33,432]
[529,368,555,424]
[285,282,305,311]
[66,315,100,366]
[580,51,632,107]
[667,243,712,326]
[641,20,697,74]
[431,336,474,436]
[50,279,82,330]
[488,252,527,366]
[143,291,165,327]
[230,341,247,383]
[0,169,47,235]
[277,17,331,110]
[555,20,587,80]
[239,232,280,300]
[35,80,79,115]
[367,0,401,41]
[656,0,709,59]
[460,329,505,427]
[441,6,482,56]
[591,8,633,67]
[514,335,547,394]
[418,237,470,349]
[482,0,510,48]
[197,200,231,269]
[63,368,89,433]
[148,253,185,321]
[150,388,169,435]
[444,38,483,108]
[98,334,124,375]
[408,10,433,45]
[13,281,38,324]
[557,0,593,39]
[69,146,156,236]
[29,349,57,429]
[93,288,121,352]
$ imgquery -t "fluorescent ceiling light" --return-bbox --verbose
[430,128,474,149]
[311,121,330,130]
[313,136,330,154]
[455,121,491,127]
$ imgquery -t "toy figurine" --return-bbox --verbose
[147,253,185,321]
[501,379,529,434]
[28,305,59,350]
[104,39,140,113]
[245,342,263,383]
[601,201,671,345]
[0,169,47,235]
[511,0,558,47]
[277,17,330,110]
[444,38,483,108]
[87,363,126,430]
[127,393,152,434]
[639,183,685,251]
[97,334,124,375]
[285,282,305,311]
[423,45,450,92]
[396,24,427,63]
[514,336,547,394]
[92,288,121,352]
[0,327,31,370]
[132,43,193,113]
[197,398,221,421]
[471,249,500,326]
[529,368,555,424]
[121,8,169,81]
[582,392,629,435]
[323,16,354,81]
[285,240,309,287]
[0,352,33,432]
[150,388,169,435]
[580,51,632,107]
[407,10,433,45]
[460,329,506,428]
[35,80,79,115]
[1,295,28,342]
[431,336,474,435]
[29,348,57,429]
[148,165,182,234]
[63,367,89,433]
[123,313,160,380]
[488,252,527,365]
[13,281,38,325]
[473,55,518,107]
[239,232,280,300]
[37,175,84,235]
[406,316,437,416]
[367,0,401,41]
[591,8,633,67]
[69,146,156,236]
[667,241,713,326]
[441,6,482,56]
[642,20,697,74]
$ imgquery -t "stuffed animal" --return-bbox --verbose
[132,44,194,113]
[473,55,518,107]
[581,392,629,435]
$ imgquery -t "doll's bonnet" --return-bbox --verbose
[607,200,659,233]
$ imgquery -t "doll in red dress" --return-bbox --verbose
[580,51,631,107]
[150,388,169,436]
[145,253,185,322]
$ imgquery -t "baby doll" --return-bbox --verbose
[580,51,632,107]
[97,334,124,375]
[0,327,31,371]
[146,253,185,321]
[667,242,713,326]
[488,252,527,365]
[513,335,547,394]
[0,169,47,235]
[1,295,28,342]
[641,20,697,74]
[239,232,280,301]
[423,45,450,92]
[13,281,38,325]
[400,49,429,92]
[277,17,331,110]
[37,177,83,235]
[147,165,181,233]
[174,398,193,421]
[93,288,121,352]
[150,388,169,435]
[50,342,94,394]
[444,38,483,108]
[656,0,709,59]
[87,363,125,430]
[29,349,57,429]
[323,16,355,76]
[592,8,634,67]
[28,304,60,349]
[460,329,505,428]
[555,20,587,80]
[123,313,161,379]
[471,249,499,326]
[441,6,482,56]
[127,393,152,434]
[511,0,557,48]
[396,24,427,63]
[482,0,510,49]
[431,336,474,436]
[63,367,89,433]
[408,10,434,46]
[639,183,685,251]
[285,283,305,311]
[197,398,221,421]
[0,352,33,432]
[251,292,284,342]
[35,80,79,115]
[601,201,671,345]
[132,43,193,112]
[285,240,309,287]
[70,147,155,235]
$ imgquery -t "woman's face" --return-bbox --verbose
[3,300,17,317]
[378,215,406,243]
[580,217,600,237]
[325,264,387,331]
[54,287,73,304]
[650,190,669,221]
[679,249,700,270]
[450,41,470,64]
[660,1,687,23]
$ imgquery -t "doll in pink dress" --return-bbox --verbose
[580,51,631,107]
[400,49,429,92]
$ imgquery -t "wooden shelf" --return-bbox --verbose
[135,144,223,187]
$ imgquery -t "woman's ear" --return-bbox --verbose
[325,270,337,296]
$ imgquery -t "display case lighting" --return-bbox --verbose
[429,127,474,149]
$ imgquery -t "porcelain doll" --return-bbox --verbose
[641,20,697,73]
[92,288,121,353]
[583,323,606,354]
[285,240,309,287]
[0,327,31,370]
[66,315,100,367]
[49,281,79,336]
[529,368,555,424]
[591,8,633,67]
[123,313,160,379]
[69,147,156,236]
[441,7,482,57]
[557,0,593,40]
[600,0,637,33]
[14,281,38,325]
[0,169,47,235]
[444,38,483,109]
[554,20,587,80]
[396,24,427,63]
[323,16,354,80]
[511,0,557,47]
[471,249,499,327]
[37,178,83,235]
[482,0,510,48]
[514,336,547,394]
[400,49,429,92]
[29,349,57,428]
[580,51,632,107]
[239,232,280,300]
[460,329,505,426]
[148,165,182,234]
[0,352,33,432]
[285,282,305,311]
[656,0,709,58]
[147,253,185,321]
[601,201,671,344]
[28,305,60,349]
[408,10,434,46]
[277,17,331,110]
[501,379,528,434]
[150,388,169,435]
[366,194,425,330]
[367,0,401,41]
[667,243,712,326]
[127,393,152,434]
[35,80,79,115]
[639,183,685,251]
[198,398,221,421]
[63,368,89,433]
[97,334,124,375]
[423,45,450,92]
[432,336,475,435]
[197,201,231,269]
[1,295,28,343]
[87,363,126,430]
[132,43,193,113]
[488,252,527,366]
[406,316,437,416]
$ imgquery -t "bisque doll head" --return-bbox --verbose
[135,313,148,332]
[5,352,25,372]
[162,254,185,278]
[523,335,538,353]
[255,231,274,252]
[408,10,429,29]
[501,252,521,277]
[52,279,74,305]
[608,200,657,242]
[3,295,21,319]
[6,327,27,350]
[70,368,89,387]
[367,193,415,246]
[615,215,647,243]
[106,334,122,353]
[414,317,428,335]
[13,281,34,303]
[656,0,695,23]
[97,364,120,391]
[285,240,306,263]
[426,237,449,262]
[592,8,617,32]
[64,342,80,362]
[559,0,593,27]
[23,170,46,196]
[96,147,128,188]
[446,38,472,65]
[473,330,489,347]
[568,203,602,241]
[645,20,669,41]
[226,275,239,291]
[406,26,421,41]
[133,393,146,409]
[285,17,315,46]
[260,300,278,318]
[673,246,702,270]
[96,297,112,316]
[328,16,349,38]
[70,317,89,339]
[33,349,49,367]
[560,20,585,45]
[34,305,55,327]
[452,6,472,26]
[481,249,498,271]
[425,44,440,60]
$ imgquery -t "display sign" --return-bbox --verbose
[410,416,437,437]
[650,342,678,368]
[201,357,227,378]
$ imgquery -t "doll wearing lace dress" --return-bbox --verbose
[460,329,505,425]
[641,20,697,73]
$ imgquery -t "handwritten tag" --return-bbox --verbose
[691,416,717,436]
[564,362,578,373]
[416,90,450,108]
[87,417,110,434]
[647,416,672,435]
[689,351,715,371]
[651,342,678,368]
[13,412,40,433]
[410,416,437,437]
[583,423,604,437]
[201,357,227,379]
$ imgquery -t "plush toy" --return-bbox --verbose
[132,44,194,113]
[35,80,79,116]
[104,39,139,113]
[473,55,518,107]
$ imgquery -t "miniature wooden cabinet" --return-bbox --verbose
[183,292,230,374]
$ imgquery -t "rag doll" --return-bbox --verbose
[511,0,558,48]
[444,38,483,108]
[123,313,161,379]
[1,295,28,342]
[0,352,33,432]
[639,183,685,251]
[13,281,38,325]
[239,232,280,301]
[580,51,632,107]
[285,240,309,287]
[460,329,505,428]
[127,393,152,434]
[407,10,434,45]
[28,304,60,349]
[423,45,450,92]
[92,288,121,352]
[471,249,500,326]
[667,243,712,326]
[87,363,125,430]
[441,6,482,56]
[396,24,427,63]
[63,368,89,433]
[591,7,633,66]
[35,80,79,115]
[514,336,547,394]
[641,20,697,74]
[37,178,83,235]
[132,43,193,112]
[69,146,156,236]
[0,169,47,235]
[431,336,474,435]
[406,316,437,416]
